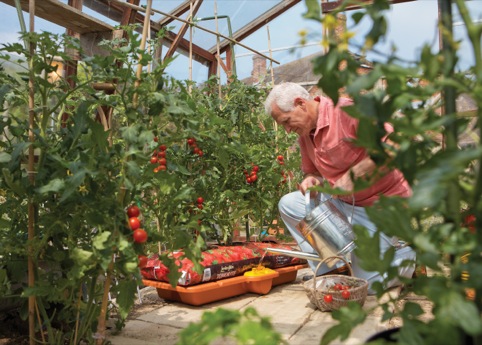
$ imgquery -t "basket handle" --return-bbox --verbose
[312,256,353,291]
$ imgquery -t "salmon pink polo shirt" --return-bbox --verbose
[299,96,411,207]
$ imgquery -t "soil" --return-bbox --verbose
[0,310,29,345]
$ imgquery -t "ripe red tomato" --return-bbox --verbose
[133,229,148,243]
[129,217,141,230]
[341,290,351,299]
[197,150,203,156]
[159,145,167,151]
[158,165,167,171]
[323,294,333,303]
[197,197,204,204]
[193,147,200,154]
[150,156,158,164]
[138,255,148,268]
[187,138,195,146]
[153,136,158,142]
[157,151,166,158]
[158,158,167,165]
[334,283,343,291]
[465,214,476,233]
[252,165,259,172]
[277,155,284,161]
[197,204,203,210]
[127,205,140,218]
[246,177,252,184]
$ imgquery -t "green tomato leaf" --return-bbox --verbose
[0,152,11,163]
[93,231,111,250]
[70,248,93,265]
[438,290,482,335]
[36,178,65,194]
[303,0,321,21]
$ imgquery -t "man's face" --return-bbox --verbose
[270,98,315,137]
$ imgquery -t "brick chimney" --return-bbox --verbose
[251,55,266,83]
[332,13,347,43]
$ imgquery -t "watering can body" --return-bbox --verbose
[296,194,356,266]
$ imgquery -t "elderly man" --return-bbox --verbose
[264,82,415,293]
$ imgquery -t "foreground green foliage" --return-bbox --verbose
[177,307,287,345]
[304,0,482,344]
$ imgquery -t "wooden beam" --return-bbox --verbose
[156,1,192,27]
[163,31,215,64]
[0,0,113,34]
[212,0,301,55]
[120,0,141,26]
[321,0,415,13]
[164,0,203,61]
[83,0,214,65]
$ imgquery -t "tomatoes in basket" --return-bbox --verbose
[133,229,148,243]
[323,294,333,303]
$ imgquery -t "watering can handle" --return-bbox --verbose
[305,192,312,215]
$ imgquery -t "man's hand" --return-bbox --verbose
[333,170,354,192]
[333,157,378,193]
[298,174,324,197]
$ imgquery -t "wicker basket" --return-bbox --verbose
[303,256,368,312]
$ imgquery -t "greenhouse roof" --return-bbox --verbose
[0,0,414,78]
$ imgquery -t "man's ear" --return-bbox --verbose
[294,97,306,109]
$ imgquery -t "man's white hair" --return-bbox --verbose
[264,82,311,115]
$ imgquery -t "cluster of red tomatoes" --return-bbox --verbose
[187,137,204,157]
[277,155,284,165]
[150,137,168,173]
[323,283,352,303]
[126,205,149,267]
[464,214,476,234]
[196,196,204,210]
[244,165,259,184]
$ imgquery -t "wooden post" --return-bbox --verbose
[27,2,36,344]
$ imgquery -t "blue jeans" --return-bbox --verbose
[279,190,416,294]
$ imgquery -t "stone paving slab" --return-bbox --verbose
[107,267,401,345]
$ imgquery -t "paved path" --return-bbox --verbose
[107,267,409,345]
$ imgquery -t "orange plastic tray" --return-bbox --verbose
[142,264,307,306]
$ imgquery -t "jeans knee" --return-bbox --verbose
[278,191,299,216]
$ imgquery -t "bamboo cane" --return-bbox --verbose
[215,1,222,99]
[27,1,37,344]
[267,25,279,152]
[188,0,193,94]
[133,0,153,107]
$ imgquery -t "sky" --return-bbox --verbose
[0,0,481,83]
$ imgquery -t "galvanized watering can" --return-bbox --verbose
[296,193,356,264]
[267,193,356,266]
